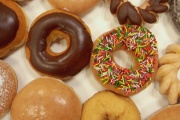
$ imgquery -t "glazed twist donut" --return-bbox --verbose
[156,44,180,104]
[109,0,169,25]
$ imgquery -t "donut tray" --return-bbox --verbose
[2,0,180,120]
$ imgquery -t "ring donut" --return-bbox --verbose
[0,0,27,58]
[25,10,93,80]
[90,25,158,96]
[109,0,169,25]
[48,0,100,15]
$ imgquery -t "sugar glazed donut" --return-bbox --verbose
[26,10,93,80]
[81,91,141,120]
[0,0,27,58]
[10,77,82,120]
[0,60,18,118]
[48,0,100,15]
[90,25,158,96]
[109,0,169,25]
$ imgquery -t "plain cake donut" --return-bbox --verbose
[0,60,18,118]
[25,9,93,80]
[90,25,158,96]
[10,76,82,120]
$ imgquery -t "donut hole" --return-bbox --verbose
[113,50,134,69]
[129,0,146,7]
[50,38,67,54]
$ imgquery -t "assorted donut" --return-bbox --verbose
[0,0,180,119]
[109,0,169,25]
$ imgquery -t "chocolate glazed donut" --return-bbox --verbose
[26,10,93,79]
[110,0,169,25]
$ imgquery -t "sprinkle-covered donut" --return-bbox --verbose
[90,25,158,96]
[109,0,169,25]
[26,10,93,80]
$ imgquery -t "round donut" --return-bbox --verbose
[25,9,93,80]
[109,0,169,25]
[0,0,28,58]
[148,104,180,120]
[90,25,158,96]
[48,0,100,15]
[10,76,82,120]
[81,90,141,120]
[0,60,18,118]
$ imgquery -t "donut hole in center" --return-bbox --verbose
[113,50,134,69]
[46,29,70,56]
[128,0,146,7]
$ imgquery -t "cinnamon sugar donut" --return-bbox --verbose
[109,0,169,25]
[90,25,158,96]
[0,0,27,58]
[10,77,82,120]
[25,9,92,80]
[0,60,18,118]
[81,91,141,120]
[48,0,100,15]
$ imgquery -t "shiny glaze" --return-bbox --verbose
[27,12,93,78]
[0,2,19,48]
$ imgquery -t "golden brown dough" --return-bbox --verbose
[10,77,82,120]
[81,91,141,120]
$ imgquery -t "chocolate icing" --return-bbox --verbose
[147,0,169,13]
[110,0,121,14]
[27,12,93,78]
[138,8,157,23]
[0,2,19,48]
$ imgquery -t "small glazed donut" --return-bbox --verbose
[10,76,82,120]
[109,0,169,25]
[81,90,141,120]
[0,0,27,58]
[148,104,180,120]
[90,25,158,96]
[0,60,18,118]
[48,0,100,15]
[156,44,180,104]
[25,9,93,80]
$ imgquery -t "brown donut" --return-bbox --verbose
[0,60,18,118]
[10,76,82,120]
[48,0,100,15]
[25,9,93,80]
[0,0,28,58]
[81,90,141,120]
[109,0,169,25]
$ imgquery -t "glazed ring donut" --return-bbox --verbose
[109,0,169,25]
[10,76,82,120]
[0,0,27,58]
[0,60,18,118]
[25,9,93,80]
[81,90,141,120]
[90,25,158,96]
[48,0,100,15]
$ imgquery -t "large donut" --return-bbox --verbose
[81,91,141,120]
[0,0,27,58]
[48,0,100,15]
[90,25,158,96]
[109,0,169,25]
[0,60,18,118]
[25,10,93,80]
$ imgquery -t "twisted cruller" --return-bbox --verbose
[110,0,169,25]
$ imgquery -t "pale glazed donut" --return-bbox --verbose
[48,0,100,15]
[156,44,180,104]
[90,25,158,96]
[0,60,18,118]
[10,76,82,120]
[148,104,180,120]
[81,90,141,120]
[25,9,93,80]
[109,0,169,25]
[0,0,28,58]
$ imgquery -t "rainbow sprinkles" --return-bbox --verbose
[91,25,158,95]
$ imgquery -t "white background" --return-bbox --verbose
[2,0,180,120]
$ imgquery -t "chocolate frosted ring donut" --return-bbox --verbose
[110,0,169,25]
[26,10,93,80]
